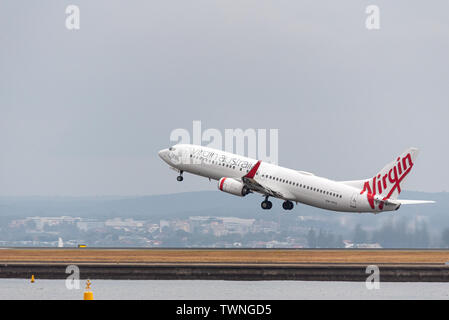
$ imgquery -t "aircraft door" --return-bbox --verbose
[350,193,358,208]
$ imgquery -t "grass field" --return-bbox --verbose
[1,249,449,265]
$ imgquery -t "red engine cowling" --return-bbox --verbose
[218,178,250,197]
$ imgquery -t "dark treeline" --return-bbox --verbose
[352,220,431,248]
[305,220,449,248]
[307,229,344,248]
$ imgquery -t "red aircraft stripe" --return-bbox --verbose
[219,177,226,190]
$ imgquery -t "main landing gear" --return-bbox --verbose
[261,197,294,210]
[261,196,273,210]
[282,200,294,210]
[176,171,184,182]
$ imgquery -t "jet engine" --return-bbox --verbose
[218,178,251,197]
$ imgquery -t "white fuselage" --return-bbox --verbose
[159,144,399,213]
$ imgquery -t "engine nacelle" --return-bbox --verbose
[218,178,250,197]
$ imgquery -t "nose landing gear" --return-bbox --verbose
[177,171,184,182]
[261,196,273,210]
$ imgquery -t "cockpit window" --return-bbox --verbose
[169,147,176,151]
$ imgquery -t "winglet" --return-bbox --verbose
[244,160,261,179]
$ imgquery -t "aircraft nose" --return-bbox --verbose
[158,148,169,160]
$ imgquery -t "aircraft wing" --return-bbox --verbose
[242,176,285,198]
[240,160,285,199]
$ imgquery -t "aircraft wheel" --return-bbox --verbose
[283,201,294,210]
[261,200,272,210]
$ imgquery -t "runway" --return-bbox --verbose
[1,248,449,281]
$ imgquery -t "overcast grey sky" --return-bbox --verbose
[0,1,448,196]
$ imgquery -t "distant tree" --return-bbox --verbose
[335,235,345,248]
[316,229,326,248]
[353,224,367,244]
[314,229,337,248]
[307,229,317,248]
[414,221,429,248]
[442,228,449,248]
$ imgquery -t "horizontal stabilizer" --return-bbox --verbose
[396,199,435,205]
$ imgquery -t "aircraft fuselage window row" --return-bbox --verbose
[260,174,342,198]
[190,154,342,198]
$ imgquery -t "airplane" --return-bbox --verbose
[158,144,434,213]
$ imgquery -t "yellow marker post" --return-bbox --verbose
[30,275,35,283]
[83,279,94,300]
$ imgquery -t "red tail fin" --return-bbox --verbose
[244,160,261,179]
